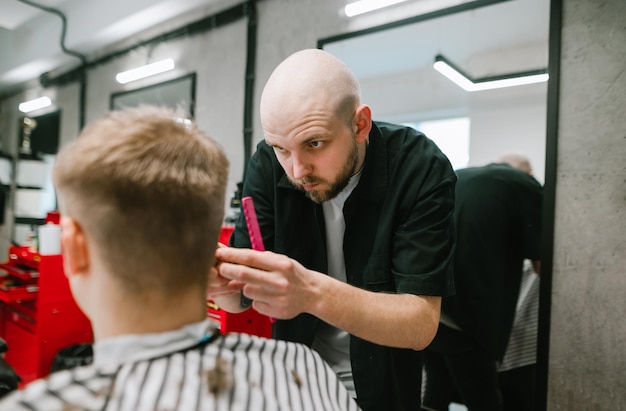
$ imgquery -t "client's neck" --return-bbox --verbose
[92,288,207,341]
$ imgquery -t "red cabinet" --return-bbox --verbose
[0,246,93,386]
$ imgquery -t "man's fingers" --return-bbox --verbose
[207,288,239,298]
[216,247,281,272]
[207,278,244,298]
[219,262,270,286]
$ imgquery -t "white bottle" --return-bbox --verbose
[38,222,61,255]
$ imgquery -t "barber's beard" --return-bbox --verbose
[289,140,359,204]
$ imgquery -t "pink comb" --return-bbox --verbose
[241,197,276,323]
[242,196,265,252]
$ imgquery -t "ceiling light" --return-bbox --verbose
[469,73,551,91]
[433,54,549,92]
[115,58,175,84]
[344,0,410,17]
[18,96,52,113]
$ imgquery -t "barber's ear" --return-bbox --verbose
[60,216,89,277]
[354,104,372,144]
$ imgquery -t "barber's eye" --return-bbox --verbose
[309,141,321,148]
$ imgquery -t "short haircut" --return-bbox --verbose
[53,106,229,296]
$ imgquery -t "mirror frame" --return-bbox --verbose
[537,0,561,408]
[318,0,562,409]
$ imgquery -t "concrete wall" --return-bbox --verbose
[547,0,626,408]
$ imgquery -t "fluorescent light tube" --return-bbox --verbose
[116,58,175,84]
[434,55,548,92]
[344,0,410,17]
[433,60,475,91]
[470,73,550,91]
[18,96,52,113]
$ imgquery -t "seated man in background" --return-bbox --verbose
[0,106,359,411]
[422,155,542,411]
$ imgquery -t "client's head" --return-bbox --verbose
[54,106,229,322]
[498,152,533,175]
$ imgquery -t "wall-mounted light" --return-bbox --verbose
[115,58,175,84]
[18,96,52,113]
[433,54,549,92]
[344,0,410,17]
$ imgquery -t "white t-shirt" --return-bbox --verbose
[313,171,362,398]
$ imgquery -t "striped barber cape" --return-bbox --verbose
[0,320,360,411]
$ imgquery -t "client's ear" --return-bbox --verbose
[60,216,90,277]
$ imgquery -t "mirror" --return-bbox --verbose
[320,0,549,182]
[110,73,197,118]
[319,0,552,408]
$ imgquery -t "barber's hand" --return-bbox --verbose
[207,243,245,300]
[215,247,319,320]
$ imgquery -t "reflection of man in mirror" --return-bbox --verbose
[210,48,456,410]
[422,154,542,411]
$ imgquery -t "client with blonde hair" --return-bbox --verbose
[0,106,359,411]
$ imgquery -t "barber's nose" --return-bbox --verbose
[291,154,311,180]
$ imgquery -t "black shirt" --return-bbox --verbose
[442,163,542,361]
[231,121,457,410]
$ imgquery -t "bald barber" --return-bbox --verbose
[210,49,457,411]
